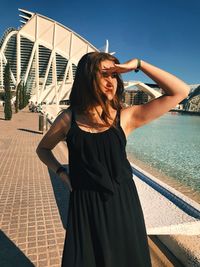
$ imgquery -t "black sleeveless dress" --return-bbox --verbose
[61,110,152,267]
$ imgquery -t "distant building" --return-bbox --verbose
[124,89,150,106]
[145,83,163,93]
[189,84,200,93]
[124,90,135,106]
[187,96,200,112]
[184,85,200,112]
[124,83,200,111]
[123,83,162,106]
[134,90,149,104]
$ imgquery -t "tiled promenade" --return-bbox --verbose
[0,107,70,267]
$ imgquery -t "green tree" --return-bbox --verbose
[15,81,22,113]
[22,82,28,108]
[15,81,30,111]
[19,81,30,109]
[4,62,12,120]
[19,81,23,110]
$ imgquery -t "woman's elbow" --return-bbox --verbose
[36,146,51,156]
[176,84,190,101]
[183,84,190,98]
[36,145,44,156]
[36,146,41,156]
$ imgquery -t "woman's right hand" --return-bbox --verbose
[105,58,139,74]
[114,58,139,73]
[59,172,73,192]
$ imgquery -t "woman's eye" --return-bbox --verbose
[111,72,118,78]
[101,71,109,78]
[101,71,117,78]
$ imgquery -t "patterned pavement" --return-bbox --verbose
[0,106,70,267]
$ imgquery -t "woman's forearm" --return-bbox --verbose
[140,60,190,97]
[36,147,62,174]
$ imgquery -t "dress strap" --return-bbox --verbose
[116,109,121,128]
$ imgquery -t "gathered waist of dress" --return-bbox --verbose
[71,176,133,192]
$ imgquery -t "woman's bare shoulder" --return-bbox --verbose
[36,107,73,150]
[48,107,73,138]
[57,107,72,124]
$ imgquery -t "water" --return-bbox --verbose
[127,113,200,196]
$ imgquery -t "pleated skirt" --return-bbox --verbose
[61,178,152,267]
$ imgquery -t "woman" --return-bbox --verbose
[36,52,189,267]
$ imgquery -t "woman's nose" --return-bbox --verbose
[105,77,113,85]
[106,75,115,82]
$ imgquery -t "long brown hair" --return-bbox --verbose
[69,52,124,126]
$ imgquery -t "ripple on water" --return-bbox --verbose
[127,113,200,202]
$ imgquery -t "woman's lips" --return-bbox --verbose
[104,87,113,92]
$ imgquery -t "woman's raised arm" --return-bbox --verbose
[113,59,190,135]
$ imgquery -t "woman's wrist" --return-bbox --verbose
[56,166,66,176]
[135,59,142,72]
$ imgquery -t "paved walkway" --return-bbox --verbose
[0,107,69,267]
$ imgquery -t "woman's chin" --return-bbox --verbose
[104,93,114,101]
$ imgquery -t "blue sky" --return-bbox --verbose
[1,0,200,84]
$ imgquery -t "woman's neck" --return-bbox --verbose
[88,105,103,117]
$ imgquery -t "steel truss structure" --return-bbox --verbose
[0,9,98,104]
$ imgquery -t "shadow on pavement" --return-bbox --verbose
[48,166,70,230]
[0,230,34,267]
[17,128,43,135]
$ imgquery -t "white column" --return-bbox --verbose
[52,23,58,108]
[0,54,3,88]
[35,15,39,104]
[16,32,21,86]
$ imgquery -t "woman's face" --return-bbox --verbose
[97,60,118,101]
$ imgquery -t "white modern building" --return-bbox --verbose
[0,9,99,105]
